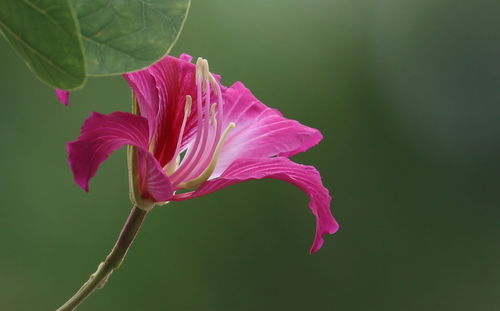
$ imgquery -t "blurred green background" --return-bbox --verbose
[1,0,499,310]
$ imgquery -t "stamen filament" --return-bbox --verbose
[171,59,215,183]
[173,58,206,179]
[167,57,231,190]
[178,122,235,189]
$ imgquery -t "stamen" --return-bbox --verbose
[190,79,223,177]
[170,58,214,182]
[149,141,155,153]
[173,60,205,178]
[164,155,180,175]
[210,103,217,125]
[178,122,236,189]
[168,57,231,190]
[209,74,224,123]
[184,95,192,115]
[195,57,204,82]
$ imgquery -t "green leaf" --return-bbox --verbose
[0,0,86,89]
[73,0,190,76]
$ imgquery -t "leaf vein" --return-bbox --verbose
[82,35,150,61]
[0,19,78,79]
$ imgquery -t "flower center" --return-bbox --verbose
[165,58,235,189]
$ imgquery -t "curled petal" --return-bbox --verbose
[56,89,70,106]
[125,55,202,166]
[67,112,150,192]
[135,148,174,202]
[213,82,323,177]
[173,157,338,253]
[123,71,160,136]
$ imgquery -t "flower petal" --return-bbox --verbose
[123,70,159,136]
[124,54,202,167]
[56,89,70,106]
[67,112,150,192]
[213,82,323,177]
[135,148,173,202]
[172,157,338,253]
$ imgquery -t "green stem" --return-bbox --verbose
[56,206,148,311]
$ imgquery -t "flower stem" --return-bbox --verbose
[56,206,148,311]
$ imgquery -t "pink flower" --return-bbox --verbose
[67,54,338,253]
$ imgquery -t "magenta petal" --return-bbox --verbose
[56,89,70,106]
[67,112,150,192]
[179,53,193,62]
[135,148,173,202]
[123,70,160,137]
[214,82,323,176]
[173,157,338,253]
[124,54,200,166]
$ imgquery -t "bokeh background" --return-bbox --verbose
[1,0,499,310]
